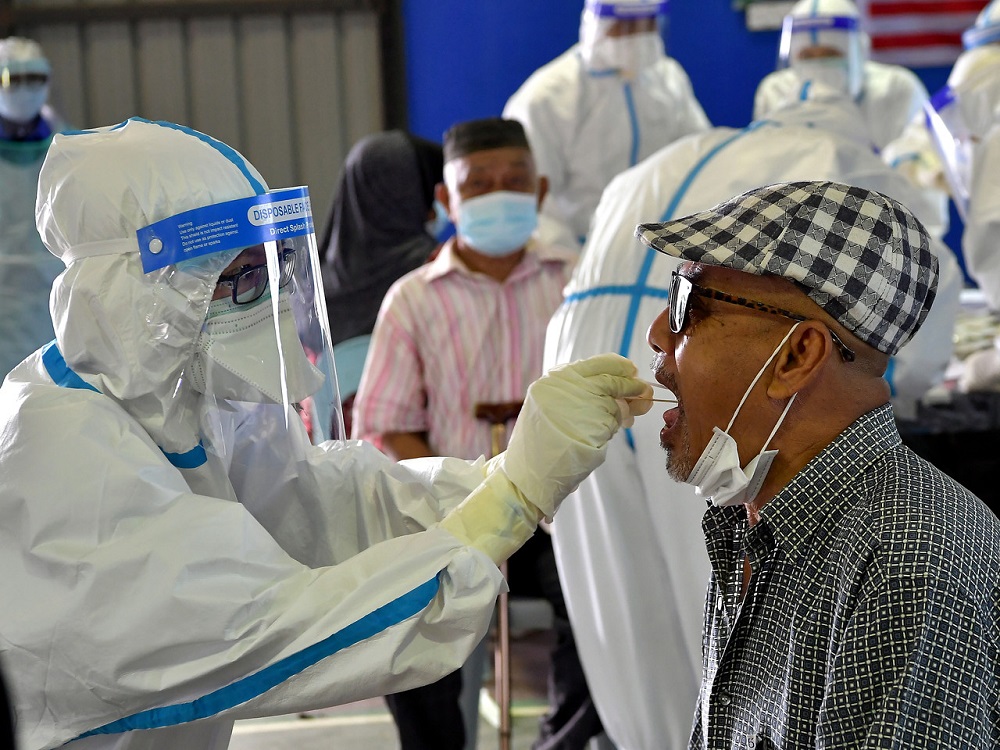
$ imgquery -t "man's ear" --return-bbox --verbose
[435,182,455,223]
[766,321,834,399]
[536,175,549,210]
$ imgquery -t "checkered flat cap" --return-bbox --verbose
[635,181,938,355]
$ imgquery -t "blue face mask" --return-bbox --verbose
[424,199,451,241]
[456,191,538,257]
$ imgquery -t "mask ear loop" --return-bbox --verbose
[724,321,802,434]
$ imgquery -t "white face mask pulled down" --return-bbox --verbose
[188,290,325,405]
[686,323,800,508]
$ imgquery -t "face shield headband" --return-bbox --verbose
[584,0,668,19]
[137,186,346,443]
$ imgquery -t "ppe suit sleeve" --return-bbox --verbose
[503,54,575,224]
[0,383,504,750]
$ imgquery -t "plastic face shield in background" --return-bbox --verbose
[925,86,974,222]
[777,15,864,98]
[579,0,669,71]
[137,186,346,446]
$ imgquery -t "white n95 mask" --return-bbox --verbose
[188,290,325,404]
[0,82,48,123]
[794,59,852,97]
[585,32,664,74]
[686,323,800,507]
[456,191,538,256]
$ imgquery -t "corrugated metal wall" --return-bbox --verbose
[7,0,389,219]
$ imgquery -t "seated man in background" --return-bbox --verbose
[503,0,709,250]
[543,86,962,750]
[638,180,1000,747]
[353,117,599,750]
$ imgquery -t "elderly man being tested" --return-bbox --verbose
[639,181,1000,748]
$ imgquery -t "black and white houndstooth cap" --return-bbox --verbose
[635,181,939,356]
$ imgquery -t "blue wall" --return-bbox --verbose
[402,0,965,267]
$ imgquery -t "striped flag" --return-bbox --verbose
[859,0,989,67]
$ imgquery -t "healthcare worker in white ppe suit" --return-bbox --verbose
[542,84,961,750]
[503,0,709,250]
[0,118,652,750]
[754,0,929,152]
[0,37,66,378]
[926,0,1000,389]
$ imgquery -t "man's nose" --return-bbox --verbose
[646,306,675,356]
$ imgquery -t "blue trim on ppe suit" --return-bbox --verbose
[73,575,443,739]
[41,341,208,469]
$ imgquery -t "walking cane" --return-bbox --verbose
[474,400,523,750]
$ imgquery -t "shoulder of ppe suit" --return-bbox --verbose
[651,55,699,91]
[504,46,584,114]
[753,69,799,118]
[861,61,929,109]
[0,372,169,473]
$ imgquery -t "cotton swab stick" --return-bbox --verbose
[626,379,677,404]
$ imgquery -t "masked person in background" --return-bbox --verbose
[924,0,1000,393]
[754,0,929,152]
[317,130,446,433]
[353,118,602,750]
[0,117,651,750]
[0,37,67,378]
[544,85,963,750]
[929,0,1000,307]
[503,0,709,251]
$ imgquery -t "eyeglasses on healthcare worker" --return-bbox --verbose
[0,117,649,750]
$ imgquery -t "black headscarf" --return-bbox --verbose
[319,130,443,346]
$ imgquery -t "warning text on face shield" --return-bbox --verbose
[177,217,240,254]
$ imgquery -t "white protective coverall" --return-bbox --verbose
[754,0,930,151]
[0,118,647,750]
[503,4,709,249]
[938,15,1000,310]
[542,92,962,750]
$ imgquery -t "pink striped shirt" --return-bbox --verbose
[352,238,575,460]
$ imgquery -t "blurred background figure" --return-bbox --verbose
[318,130,445,434]
[543,85,962,750]
[928,0,1000,307]
[503,0,709,251]
[754,0,929,151]
[0,36,66,379]
[353,117,598,750]
[924,0,1000,399]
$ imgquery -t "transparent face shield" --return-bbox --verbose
[137,187,345,452]
[925,87,975,221]
[777,15,864,99]
[579,1,669,74]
